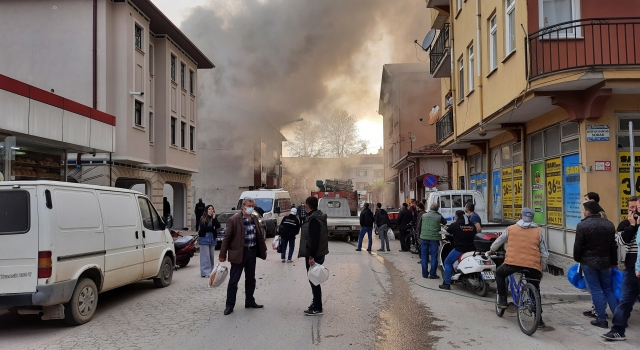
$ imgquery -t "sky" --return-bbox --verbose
[150,0,430,155]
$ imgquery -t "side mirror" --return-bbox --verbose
[274,206,281,214]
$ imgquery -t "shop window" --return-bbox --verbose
[544,125,561,157]
[134,100,143,127]
[501,145,512,166]
[170,117,176,145]
[530,132,544,160]
[135,24,142,50]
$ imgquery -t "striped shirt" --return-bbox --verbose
[243,217,257,248]
[616,220,638,254]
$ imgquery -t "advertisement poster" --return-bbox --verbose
[502,167,513,220]
[545,158,563,226]
[492,170,502,220]
[617,151,640,217]
[513,165,523,215]
[531,163,546,224]
[563,154,581,229]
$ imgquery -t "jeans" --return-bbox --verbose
[199,243,216,277]
[420,239,439,277]
[377,224,389,250]
[443,249,464,284]
[582,265,619,322]
[496,264,542,298]
[358,226,373,250]
[280,238,295,260]
[306,255,326,311]
[611,270,640,334]
[226,246,257,308]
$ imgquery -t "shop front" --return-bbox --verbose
[1,135,67,182]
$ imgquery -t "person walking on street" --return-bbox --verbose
[279,207,300,263]
[374,203,390,252]
[582,191,608,318]
[439,210,477,290]
[297,203,308,223]
[465,203,482,233]
[299,196,329,316]
[574,201,618,328]
[419,203,446,279]
[198,205,220,277]
[219,197,268,316]
[602,196,640,341]
[163,197,172,228]
[357,203,374,252]
[195,198,206,231]
[397,203,413,252]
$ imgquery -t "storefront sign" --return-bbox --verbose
[563,154,581,229]
[502,167,513,220]
[586,125,610,141]
[618,151,640,217]
[531,163,545,225]
[513,165,523,215]
[595,160,611,171]
[492,170,502,220]
[545,158,563,226]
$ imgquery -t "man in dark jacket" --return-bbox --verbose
[194,198,206,231]
[574,201,618,328]
[397,203,413,252]
[439,210,477,290]
[278,207,300,263]
[219,197,268,316]
[374,203,391,252]
[297,203,308,223]
[357,203,375,252]
[299,196,329,316]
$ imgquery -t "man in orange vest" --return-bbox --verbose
[489,208,549,325]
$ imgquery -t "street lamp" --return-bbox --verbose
[279,118,304,132]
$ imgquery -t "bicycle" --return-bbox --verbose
[494,268,542,336]
[404,224,420,255]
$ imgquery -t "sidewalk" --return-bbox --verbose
[537,273,592,301]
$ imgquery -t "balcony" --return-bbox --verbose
[430,23,451,78]
[436,109,454,144]
[528,18,640,80]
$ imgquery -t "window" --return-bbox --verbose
[528,123,579,160]
[0,190,30,234]
[458,57,464,101]
[356,169,368,177]
[190,125,195,151]
[149,45,154,74]
[180,121,186,148]
[170,117,176,145]
[505,0,516,54]
[327,201,342,208]
[170,55,176,82]
[149,113,154,143]
[180,62,185,89]
[138,197,154,230]
[440,195,452,208]
[135,24,142,50]
[134,100,143,127]
[540,0,579,36]
[468,45,474,92]
[489,15,498,70]
[189,70,194,94]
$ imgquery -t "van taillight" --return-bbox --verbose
[38,251,52,278]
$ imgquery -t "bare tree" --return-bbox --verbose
[286,120,325,157]
[320,109,368,158]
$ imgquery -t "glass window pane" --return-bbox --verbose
[138,197,153,230]
[512,142,522,154]
[561,138,579,153]
[452,195,463,208]
[501,145,512,166]
[513,152,522,164]
[491,147,501,169]
[440,195,452,208]
[530,132,544,160]
[148,199,162,230]
[542,0,573,28]
[544,126,561,157]
[561,122,579,137]
[0,190,30,234]
[463,195,474,205]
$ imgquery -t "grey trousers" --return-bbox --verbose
[378,224,389,250]
[200,244,216,277]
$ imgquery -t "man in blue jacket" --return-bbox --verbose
[357,203,374,252]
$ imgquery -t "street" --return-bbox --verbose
[1,236,639,350]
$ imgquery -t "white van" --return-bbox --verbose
[0,181,175,325]
[425,190,487,223]
[236,189,291,237]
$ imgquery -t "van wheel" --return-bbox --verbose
[153,256,174,288]
[64,278,98,326]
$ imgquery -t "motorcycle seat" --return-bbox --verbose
[458,251,475,262]
[174,236,193,250]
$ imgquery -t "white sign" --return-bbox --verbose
[586,125,610,141]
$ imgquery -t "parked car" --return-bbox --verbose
[0,181,175,325]
[215,210,268,249]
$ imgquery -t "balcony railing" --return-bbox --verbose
[436,109,454,144]
[430,23,450,75]
[528,17,640,79]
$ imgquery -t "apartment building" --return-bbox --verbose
[0,0,214,229]
[426,0,640,269]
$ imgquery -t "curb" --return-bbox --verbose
[487,285,590,301]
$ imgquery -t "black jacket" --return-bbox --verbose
[195,201,206,216]
[198,216,221,237]
[299,210,329,258]
[360,208,374,227]
[397,208,413,229]
[619,223,638,269]
[278,214,300,240]
[374,208,390,227]
[445,217,477,253]
[574,214,617,269]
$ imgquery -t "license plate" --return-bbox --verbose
[336,226,351,230]
[481,271,495,280]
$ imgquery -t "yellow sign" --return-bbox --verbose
[545,158,563,226]
[618,151,640,217]
[513,165,523,214]
[502,167,513,220]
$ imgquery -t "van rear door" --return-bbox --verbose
[0,186,38,294]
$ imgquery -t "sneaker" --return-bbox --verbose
[377,249,385,252]
[601,331,626,341]
[287,260,293,263]
[583,307,597,318]
[387,248,390,251]
[591,320,609,329]
[417,261,422,264]
[304,308,323,316]
[428,275,440,279]
[439,284,450,290]
[537,319,546,328]
[282,259,285,263]
[497,296,508,309]
[366,249,372,252]
[355,249,362,251]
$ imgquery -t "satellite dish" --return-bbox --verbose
[421,29,437,51]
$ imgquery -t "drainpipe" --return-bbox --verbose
[476,0,486,192]
[93,0,97,109]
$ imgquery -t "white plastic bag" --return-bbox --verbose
[307,263,330,286]
[272,235,281,250]
[387,229,395,240]
[208,264,228,288]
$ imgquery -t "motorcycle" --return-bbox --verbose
[438,231,499,297]
[171,230,197,268]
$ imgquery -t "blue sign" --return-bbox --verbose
[586,125,610,141]
[423,173,438,188]
[563,154,582,229]
[492,170,502,219]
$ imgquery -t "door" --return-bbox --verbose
[138,197,167,278]
[98,192,143,290]
[0,187,38,294]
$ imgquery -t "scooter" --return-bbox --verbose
[438,231,498,297]
[171,230,197,269]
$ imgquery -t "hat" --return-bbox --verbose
[290,207,297,215]
[521,208,534,222]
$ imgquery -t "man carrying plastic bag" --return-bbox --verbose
[298,196,329,316]
[208,264,229,288]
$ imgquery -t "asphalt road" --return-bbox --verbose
[1,236,639,349]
